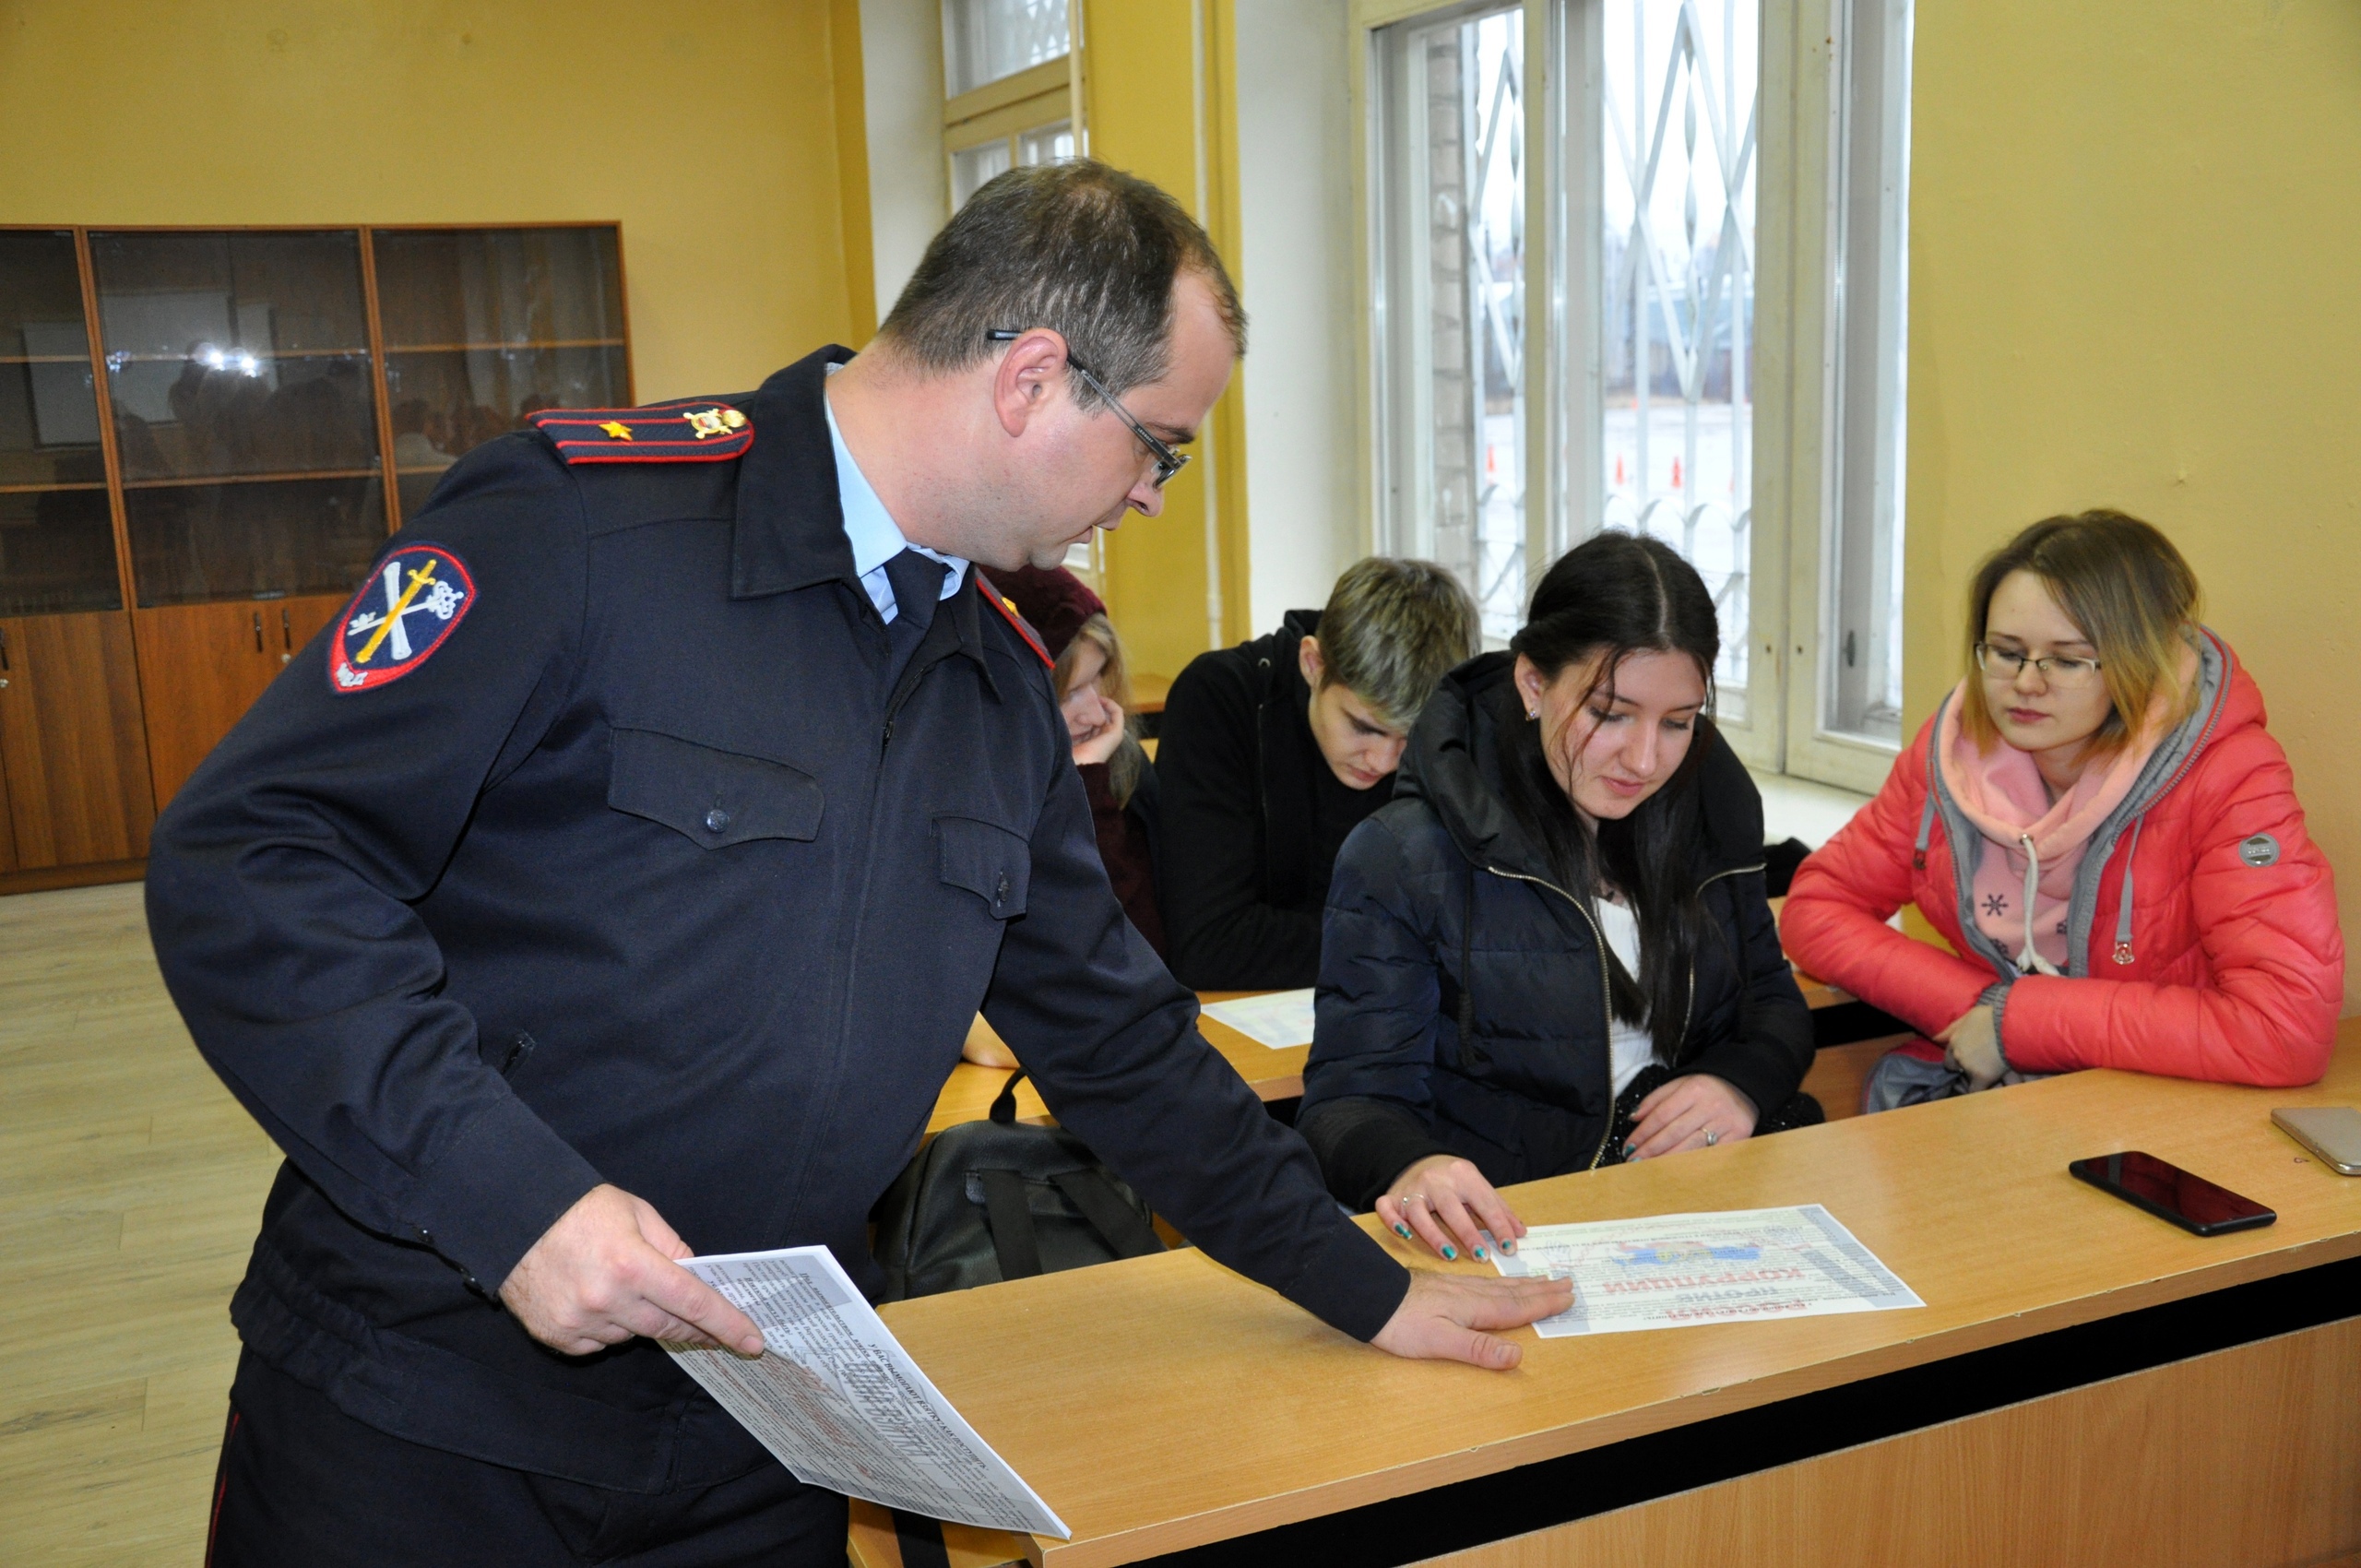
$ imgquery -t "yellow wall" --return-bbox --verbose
[0,0,869,401]
[1079,0,1254,682]
[1907,0,2361,1015]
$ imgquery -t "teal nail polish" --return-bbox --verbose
[1501,1239,1517,1255]
[1441,1244,1457,1261]
[1473,1246,1488,1261]
[1394,1222,1412,1239]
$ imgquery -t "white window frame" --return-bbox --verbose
[1354,0,1913,790]
[1364,0,1536,646]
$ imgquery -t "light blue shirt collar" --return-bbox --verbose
[823,374,967,624]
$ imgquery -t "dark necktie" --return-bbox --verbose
[883,548,948,687]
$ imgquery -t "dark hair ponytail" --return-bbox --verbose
[1499,532,1722,1064]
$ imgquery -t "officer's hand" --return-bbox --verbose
[500,1184,765,1357]
[1369,1269,1573,1371]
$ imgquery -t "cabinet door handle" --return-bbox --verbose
[253,612,264,652]
[0,625,9,671]
[281,607,295,662]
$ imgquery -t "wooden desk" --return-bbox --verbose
[932,981,1869,1137]
[929,995,1309,1135]
[880,1020,2361,1567]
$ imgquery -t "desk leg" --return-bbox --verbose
[1414,1316,2361,1567]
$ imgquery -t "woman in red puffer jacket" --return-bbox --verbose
[1782,511,2343,1104]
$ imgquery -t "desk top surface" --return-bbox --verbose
[884,1018,2361,1566]
[929,994,1305,1134]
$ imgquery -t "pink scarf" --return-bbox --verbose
[1935,689,2165,974]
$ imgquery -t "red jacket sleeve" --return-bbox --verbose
[2001,729,2343,1086]
[1779,723,1999,1039]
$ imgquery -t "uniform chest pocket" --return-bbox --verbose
[936,814,1030,919]
[608,728,825,849]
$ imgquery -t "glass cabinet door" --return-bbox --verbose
[0,231,121,615]
[90,230,386,608]
[372,227,629,522]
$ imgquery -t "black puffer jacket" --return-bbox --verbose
[1299,654,1813,1208]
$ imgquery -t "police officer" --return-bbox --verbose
[155,162,1570,1565]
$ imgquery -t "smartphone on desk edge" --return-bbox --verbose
[2069,1151,2277,1237]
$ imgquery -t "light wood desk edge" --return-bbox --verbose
[888,1023,2361,1567]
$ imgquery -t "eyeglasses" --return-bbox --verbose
[986,328,1191,488]
[1975,642,2104,687]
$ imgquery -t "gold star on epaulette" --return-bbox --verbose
[599,421,632,441]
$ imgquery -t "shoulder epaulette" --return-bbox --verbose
[528,398,753,464]
[974,573,1054,668]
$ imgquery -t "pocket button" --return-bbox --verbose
[994,873,1011,910]
[705,807,730,834]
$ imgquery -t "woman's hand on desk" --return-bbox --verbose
[1383,1156,1525,1264]
[1624,1074,1758,1160]
[1371,1271,1575,1370]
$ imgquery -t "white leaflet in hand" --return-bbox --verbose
[1201,988,1317,1049]
[1492,1205,1922,1337]
[664,1246,1068,1538]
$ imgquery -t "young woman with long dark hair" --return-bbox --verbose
[1299,534,1816,1262]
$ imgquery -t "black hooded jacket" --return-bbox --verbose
[1156,610,1394,990]
[1299,654,1813,1208]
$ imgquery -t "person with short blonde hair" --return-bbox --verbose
[1783,509,2343,1103]
[1157,557,1479,990]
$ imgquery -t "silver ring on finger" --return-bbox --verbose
[1704,1127,1719,1146]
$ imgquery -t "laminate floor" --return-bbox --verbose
[0,880,280,1566]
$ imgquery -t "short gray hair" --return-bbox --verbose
[1316,558,1480,729]
[877,161,1246,410]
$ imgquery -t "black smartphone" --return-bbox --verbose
[2069,1151,2276,1236]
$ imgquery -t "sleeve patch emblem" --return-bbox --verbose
[2239,833,2281,868]
[329,544,476,693]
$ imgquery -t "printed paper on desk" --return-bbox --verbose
[664,1246,1068,1538]
[1201,988,1317,1049]
[1492,1205,1923,1337]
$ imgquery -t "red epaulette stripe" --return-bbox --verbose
[530,397,730,418]
[978,576,1054,668]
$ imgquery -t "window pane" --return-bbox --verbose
[372,227,627,350]
[0,491,120,616]
[90,232,380,484]
[0,231,105,489]
[385,345,629,522]
[1823,0,1912,744]
[943,0,1070,97]
[1375,6,1526,643]
[1016,120,1075,167]
[125,476,385,608]
[951,140,1014,210]
[1598,0,1758,711]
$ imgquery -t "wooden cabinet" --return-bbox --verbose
[373,227,631,524]
[0,222,630,871]
[0,612,154,869]
[131,594,344,808]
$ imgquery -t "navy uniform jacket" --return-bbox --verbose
[147,346,1408,1492]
